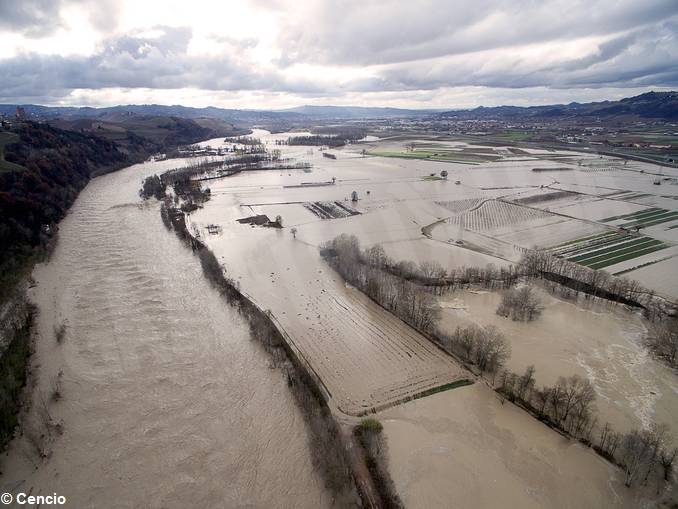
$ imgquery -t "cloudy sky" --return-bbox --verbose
[1,0,677,109]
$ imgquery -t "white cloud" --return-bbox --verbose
[0,0,676,108]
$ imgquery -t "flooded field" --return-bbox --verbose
[437,285,678,439]
[191,198,466,416]
[381,384,650,509]
[0,158,333,508]
[188,129,676,506]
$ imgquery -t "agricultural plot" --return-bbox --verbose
[511,190,580,206]
[303,201,360,219]
[196,228,467,416]
[369,141,503,164]
[576,159,628,172]
[554,198,648,222]
[496,218,606,249]
[618,255,678,299]
[600,207,678,229]
[447,199,554,232]
[550,232,670,270]
[434,198,483,215]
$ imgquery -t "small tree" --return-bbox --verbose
[497,286,543,321]
[275,214,283,226]
[291,227,298,239]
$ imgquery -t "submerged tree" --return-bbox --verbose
[644,319,678,368]
[496,286,543,321]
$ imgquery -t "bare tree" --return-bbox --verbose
[644,319,678,368]
[620,429,655,487]
[496,286,543,321]
[418,260,447,280]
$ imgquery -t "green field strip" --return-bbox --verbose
[578,240,665,267]
[599,207,662,223]
[621,193,652,201]
[586,244,670,270]
[617,208,670,222]
[555,234,631,257]
[616,209,676,224]
[550,232,618,249]
[568,237,661,263]
[620,212,678,229]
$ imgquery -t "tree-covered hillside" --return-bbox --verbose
[0,122,130,301]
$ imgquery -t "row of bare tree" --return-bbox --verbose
[324,235,440,333]
[520,250,662,311]
[437,324,511,375]
[645,319,678,369]
[382,256,521,293]
[499,365,676,488]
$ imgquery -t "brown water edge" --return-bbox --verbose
[161,198,396,508]
[0,160,335,508]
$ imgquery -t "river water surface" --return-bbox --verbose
[1,158,332,508]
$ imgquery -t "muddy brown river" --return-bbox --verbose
[0,159,332,508]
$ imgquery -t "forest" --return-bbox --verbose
[0,122,130,303]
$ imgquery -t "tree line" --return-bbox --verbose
[520,250,665,314]
[323,235,440,334]
[498,365,676,488]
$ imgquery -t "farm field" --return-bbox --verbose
[378,238,511,271]
[619,255,678,299]
[191,201,467,416]
[550,232,670,269]
[180,129,677,508]
[189,129,678,407]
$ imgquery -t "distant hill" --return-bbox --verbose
[0,103,439,123]
[1,91,675,125]
[0,104,305,124]
[439,91,678,121]
[279,105,442,119]
[50,115,244,154]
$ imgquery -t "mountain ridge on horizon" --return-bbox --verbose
[0,90,676,121]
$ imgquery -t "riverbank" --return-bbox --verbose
[0,157,335,507]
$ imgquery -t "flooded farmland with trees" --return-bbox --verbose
[2,3,678,503]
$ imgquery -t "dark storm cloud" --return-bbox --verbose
[277,0,678,66]
[0,0,64,36]
[0,0,121,37]
[280,0,678,65]
[0,26,325,99]
[373,19,678,91]
[0,0,676,102]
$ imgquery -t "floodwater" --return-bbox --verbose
[0,158,332,508]
[438,285,678,441]
[381,383,649,509]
